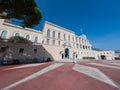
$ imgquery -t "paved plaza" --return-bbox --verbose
[0,60,120,90]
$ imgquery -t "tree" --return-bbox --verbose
[0,0,42,28]
[9,36,32,43]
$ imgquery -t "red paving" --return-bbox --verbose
[78,61,120,85]
[0,63,52,89]
[0,60,120,90]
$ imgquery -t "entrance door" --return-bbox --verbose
[64,48,69,58]
[101,55,106,60]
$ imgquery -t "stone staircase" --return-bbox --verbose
[43,45,61,60]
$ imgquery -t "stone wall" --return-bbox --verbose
[0,40,53,65]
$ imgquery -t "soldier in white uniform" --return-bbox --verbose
[73,53,77,64]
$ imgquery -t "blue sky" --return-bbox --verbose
[35,0,120,50]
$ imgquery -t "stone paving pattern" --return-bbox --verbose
[0,60,120,90]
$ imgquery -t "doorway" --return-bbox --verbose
[101,55,106,60]
[64,48,69,58]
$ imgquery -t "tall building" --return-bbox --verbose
[0,19,115,64]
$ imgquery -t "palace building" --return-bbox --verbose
[0,19,115,64]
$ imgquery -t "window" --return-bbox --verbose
[34,49,37,54]
[0,47,6,52]
[86,41,88,45]
[73,44,75,48]
[72,37,74,42]
[76,37,78,42]
[79,38,81,43]
[58,32,60,39]
[84,40,86,45]
[47,38,50,44]
[82,39,84,44]
[26,35,30,40]
[83,45,85,49]
[68,43,71,47]
[76,44,79,49]
[88,46,90,50]
[68,35,70,41]
[19,48,24,53]
[15,33,20,36]
[80,45,82,49]
[34,36,38,43]
[52,40,55,45]
[58,41,60,46]
[42,40,44,44]
[47,29,50,37]
[52,31,55,38]
[1,31,7,39]
[64,34,66,40]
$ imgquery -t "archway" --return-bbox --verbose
[101,55,106,60]
[64,48,69,59]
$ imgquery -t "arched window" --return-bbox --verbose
[52,31,55,38]
[1,31,7,39]
[15,33,20,36]
[26,35,30,40]
[83,45,85,49]
[88,46,91,50]
[58,32,60,39]
[47,29,50,37]
[34,36,38,43]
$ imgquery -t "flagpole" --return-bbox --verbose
[80,28,83,34]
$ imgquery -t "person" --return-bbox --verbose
[73,53,77,64]
[76,54,78,58]
[62,53,64,59]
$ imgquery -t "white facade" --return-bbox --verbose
[98,51,115,60]
[0,19,115,61]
